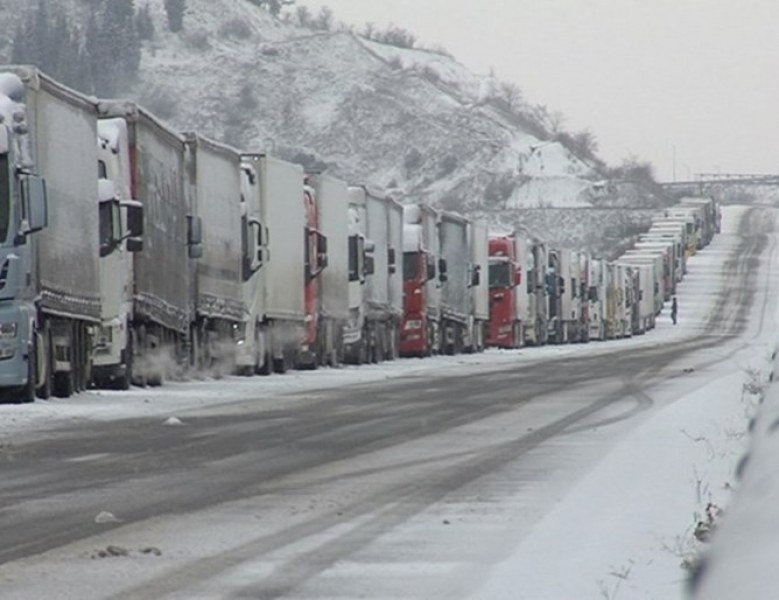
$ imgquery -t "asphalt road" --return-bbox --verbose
[0,207,772,599]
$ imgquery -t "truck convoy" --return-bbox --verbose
[0,66,723,403]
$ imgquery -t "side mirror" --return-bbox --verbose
[187,215,203,259]
[126,238,143,253]
[318,233,328,269]
[364,255,375,276]
[426,255,436,281]
[187,215,203,245]
[22,174,48,234]
[470,264,481,287]
[125,202,143,237]
[514,269,522,287]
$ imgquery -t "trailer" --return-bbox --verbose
[242,154,306,373]
[0,67,102,400]
[439,211,474,354]
[185,133,245,374]
[307,173,348,366]
[234,156,270,375]
[525,240,548,346]
[93,117,143,389]
[97,100,202,386]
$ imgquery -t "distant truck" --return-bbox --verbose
[97,100,202,386]
[242,154,306,373]
[345,186,401,362]
[0,67,99,401]
[400,203,442,357]
[468,218,489,353]
[486,232,524,348]
[439,211,475,354]
[525,240,548,346]
[306,172,348,367]
[94,117,143,389]
[185,133,246,375]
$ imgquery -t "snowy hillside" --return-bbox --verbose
[0,0,668,254]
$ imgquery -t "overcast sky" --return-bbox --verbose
[299,0,779,182]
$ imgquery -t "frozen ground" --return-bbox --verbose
[0,205,774,599]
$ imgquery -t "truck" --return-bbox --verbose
[97,100,202,386]
[578,252,591,342]
[234,156,270,375]
[560,249,581,343]
[306,173,347,367]
[525,240,548,346]
[0,67,96,400]
[241,154,306,373]
[184,133,246,375]
[546,248,565,343]
[467,218,489,353]
[400,203,441,357]
[587,258,606,340]
[486,232,524,348]
[93,117,143,389]
[439,211,476,354]
[346,186,401,362]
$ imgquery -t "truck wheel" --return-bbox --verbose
[256,352,272,375]
[53,370,73,398]
[18,343,36,404]
[37,325,52,400]
[114,332,133,390]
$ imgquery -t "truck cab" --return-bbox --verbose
[486,234,522,348]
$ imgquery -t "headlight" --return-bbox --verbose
[0,322,17,338]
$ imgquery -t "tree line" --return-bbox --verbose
[10,0,185,97]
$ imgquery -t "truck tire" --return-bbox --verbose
[53,369,73,398]
[36,325,52,400]
[18,343,36,404]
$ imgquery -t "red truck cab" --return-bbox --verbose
[487,235,522,348]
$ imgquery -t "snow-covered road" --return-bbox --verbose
[0,205,774,599]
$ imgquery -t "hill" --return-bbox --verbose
[0,0,670,254]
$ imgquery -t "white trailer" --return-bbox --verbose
[468,218,489,353]
[93,118,143,389]
[617,253,665,316]
[525,241,548,346]
[515,233,531,345]
[307,173,349,366]
[0,67,100,400]
[234,157,269,375]
[587,258,606,340]
[185,134,245,374]
[97,100,202,386]
[439,211,473,354]
[242,154,305,373]
[560,249,581,342]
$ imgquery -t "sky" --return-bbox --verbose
[0,206,773,597]
[298,0,779,182]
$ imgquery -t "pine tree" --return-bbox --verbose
[136,4,155,40]
[164,0,186,32]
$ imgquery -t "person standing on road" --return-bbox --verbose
[671,296,678,325]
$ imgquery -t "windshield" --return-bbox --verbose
[0,153,11,245]
[403,252,420,281]
[489,262,511,288]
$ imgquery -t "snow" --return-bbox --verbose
[0,205,774,598]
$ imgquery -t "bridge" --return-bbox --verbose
[661,173,779,191]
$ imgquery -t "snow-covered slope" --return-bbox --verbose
[0,0,608,209]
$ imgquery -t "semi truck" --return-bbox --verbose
[345,186,401,362]
[525,240,548,346]
[486,232,524,348]
[97,100,202,386]
[234,155,270,375]
[0,67,101,401]
[306,173,347,366]
[185,133,246,375]
[94,117,143,389]
[242,154,306,373]
[400,203,441,357]
[467,218,488,353]
[439,211,475,354]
